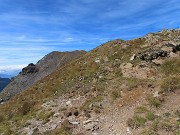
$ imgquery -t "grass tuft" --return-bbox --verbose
[160,77,180,93]
[135,106,149,113]
[147,96,161,108]
[160,58,180,76]
[146,111,156,121]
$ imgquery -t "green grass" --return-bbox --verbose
[135,106,149,113]
[133,115,146,127]
[131,38,146,46]
[123,77,140,91]
[0,115,4,123]
[127,115,147,128]
[110,90,121,101]
[0,124,12,135]
[174,131,180,135]
[175,110,180,117]
[147,96,161,108]
[160,58,180,76]
[140,129,158,135]
[151,120,160,131]
[146,111,156,121]
[37,111,55,124]
[17,101,36,115]
[159,122,173,131]
[160,77,180,93]
[80,95,103,111]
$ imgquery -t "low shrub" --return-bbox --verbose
[17,101,36,115]
[147,96,161,108]
[80,95,103,111]
[160,77,180,93]
[110,90,121,101]
[133,115,146,127]
[135,106,149,113]
[0,125,12,135]
[127,115,146,128]
[140,129,158,135]
[127,118,135,128]
[160,58,180,76]
[0,115,4,123]
[37,111,55,124]
[174,110,180,117]
[151,120,160,131]
[174,131,180,135]
[159,122,173,131]
[126,78,139,90]
[146,111,155,121]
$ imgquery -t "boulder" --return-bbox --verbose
[153,91,159,98]
[161,46,173,53]
[0,98,3,103]
[169,52,179,58]
[94,58,101,63]
[172,44,180,53]
[70,121,80,125]
[152,59,163,65]
[139,49,167,61]
[122,63,133,69]
[83,119,92,125]
[130,54,136,61]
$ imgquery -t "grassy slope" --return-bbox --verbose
[0,30,179,134]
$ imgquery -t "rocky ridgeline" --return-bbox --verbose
[0,29,179,135]
[19,29,180,135]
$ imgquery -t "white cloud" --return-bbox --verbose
[0,64,26,72]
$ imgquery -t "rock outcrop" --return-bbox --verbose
[21,63,38,75]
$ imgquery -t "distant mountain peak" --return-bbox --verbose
[0,50,86,101]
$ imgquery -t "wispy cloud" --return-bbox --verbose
[0,65,27,71]
[0,0,179,74]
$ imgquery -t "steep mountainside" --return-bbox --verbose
[0,78,10,92]
[0,50,86,101]
[0,29,179,135]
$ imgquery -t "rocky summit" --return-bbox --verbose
[0,29,179,135]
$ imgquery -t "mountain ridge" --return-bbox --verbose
[0,29,179,135]
[0,50,86,101]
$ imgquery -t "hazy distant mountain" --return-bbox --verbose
[0,78,11,92]
[0,74,11,78]
[0,70,20,78]
[0,50,86,101]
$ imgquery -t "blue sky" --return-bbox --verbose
[0,0,180,75]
